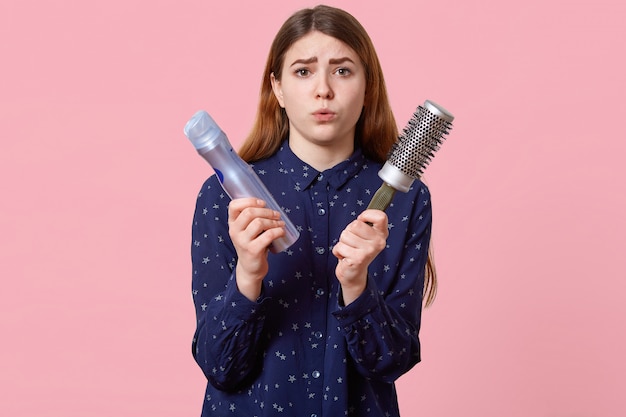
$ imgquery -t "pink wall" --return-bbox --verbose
[1,0,624,415]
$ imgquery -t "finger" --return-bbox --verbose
[245,216,285,240]
[251,224,286,248]
[344,219,384,243]
[228,198,265,220]
[230,205,281,231]
[240,207,281,225]
[332,240,362,265]
[337,226,362,248]
[357,210,389,235]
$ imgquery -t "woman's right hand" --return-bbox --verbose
[228,198,286,301]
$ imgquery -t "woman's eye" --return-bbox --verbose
[295,68,310,77]
[336,68,351,76]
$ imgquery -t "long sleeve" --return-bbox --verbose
[332,184,431,383]
[190,176,269,391]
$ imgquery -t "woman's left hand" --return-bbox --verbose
[332,209,389,305]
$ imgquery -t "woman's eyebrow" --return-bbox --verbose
[290,57,317,67]
[289,57,355,67]
[329,57,355,65]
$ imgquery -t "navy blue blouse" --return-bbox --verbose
[191,141,432,416]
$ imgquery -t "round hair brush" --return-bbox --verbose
[367,100,454,211]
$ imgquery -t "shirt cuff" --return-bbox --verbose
[331,277,380,328]
[223,275,270,321]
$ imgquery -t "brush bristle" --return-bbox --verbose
[387,103,453,179]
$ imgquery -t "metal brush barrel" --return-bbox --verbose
[368,100,454,212]
[381,100,453,189]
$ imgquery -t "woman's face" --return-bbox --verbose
[271,31,366,153]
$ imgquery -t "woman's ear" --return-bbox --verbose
[270,73,285,108]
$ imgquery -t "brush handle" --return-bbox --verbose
[366,183,397,211]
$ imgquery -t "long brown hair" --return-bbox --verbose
[239,5,437,306]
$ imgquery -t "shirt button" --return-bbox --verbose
[317,174,324,181]
[312,370,321,378]
[317,208,326,216]
[316,247,325,255]
[314,331,323,339]
[316,288,325,296]
[311,415,318,417]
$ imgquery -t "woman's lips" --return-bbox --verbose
[313,109,336,122]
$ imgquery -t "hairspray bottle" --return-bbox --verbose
[184,110,300,253]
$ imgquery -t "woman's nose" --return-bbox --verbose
[316,75,334,99]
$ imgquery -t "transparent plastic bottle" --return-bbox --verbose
[184,110,300,253]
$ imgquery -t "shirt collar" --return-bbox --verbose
[275,141,367,191]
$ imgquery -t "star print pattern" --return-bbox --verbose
[191,143,432,417]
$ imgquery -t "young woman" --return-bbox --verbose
[190,5,436,416]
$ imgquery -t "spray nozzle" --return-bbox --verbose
[183,110,225,151]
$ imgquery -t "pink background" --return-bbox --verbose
[1,0,625,415]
